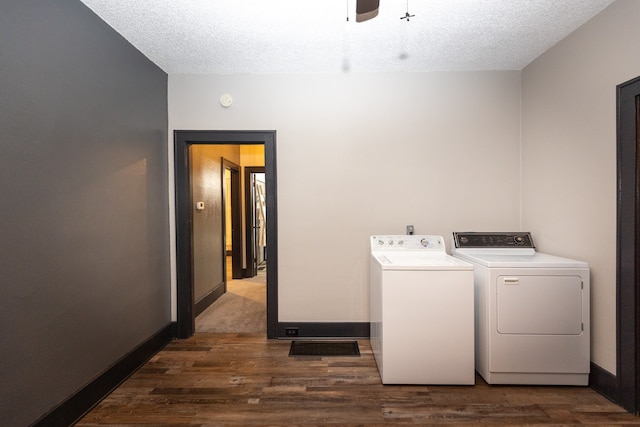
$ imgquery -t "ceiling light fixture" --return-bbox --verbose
[356,0,379,23]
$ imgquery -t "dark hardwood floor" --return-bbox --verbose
[77,333,639,426]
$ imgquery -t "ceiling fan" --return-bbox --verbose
[355,0,414,23]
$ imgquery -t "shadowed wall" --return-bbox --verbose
[0,1,170,425]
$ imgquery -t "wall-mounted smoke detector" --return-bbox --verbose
[219,94,233,107]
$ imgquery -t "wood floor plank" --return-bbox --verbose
[76,333,640,426]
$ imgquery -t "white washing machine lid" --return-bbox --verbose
[451,250,588,269]
[372,252,473,271]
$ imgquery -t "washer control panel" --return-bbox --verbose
[452,232,535,249]
[371,235,445,251]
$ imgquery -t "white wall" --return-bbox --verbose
[521,0,640,375]
[169,71,521,322]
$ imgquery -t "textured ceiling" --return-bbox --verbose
[79,0,615,74]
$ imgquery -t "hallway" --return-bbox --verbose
[195,259,266,334]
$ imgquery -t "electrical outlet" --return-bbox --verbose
[285,327,298,337]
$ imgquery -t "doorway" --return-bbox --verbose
[174,130,278,339]
[222,159,243,280]
[616,75,640,414]
[244,167,266,278]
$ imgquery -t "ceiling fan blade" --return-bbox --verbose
[356,0,379,22]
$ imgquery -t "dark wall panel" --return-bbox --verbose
[0,1,170,425]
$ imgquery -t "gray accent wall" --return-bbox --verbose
[0,1,170,425]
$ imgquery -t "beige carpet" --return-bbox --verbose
[195,273,266,333]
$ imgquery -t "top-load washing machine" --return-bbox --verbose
[451,232,590,385]
[369,235,475,385]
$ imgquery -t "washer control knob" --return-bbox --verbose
[398,240,404,246]
[388,240,394,245]
[420,238,430,247]
[514,235,524,244]
[378,239,384,245]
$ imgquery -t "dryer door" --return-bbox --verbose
[496,275,583,335]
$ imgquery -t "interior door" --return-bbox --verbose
[244,167,265,278]
[617,75,640,414]
[222,159,242,280]
[254,173,266,269]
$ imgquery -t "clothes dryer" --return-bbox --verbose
[451,232,590,385]
[370,235,475,384]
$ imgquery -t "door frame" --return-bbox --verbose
[616,75,640,414]
[222,159,243,280]
[174,130,278,339]
[244,166,265,278]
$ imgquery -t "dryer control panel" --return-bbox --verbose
[452,232,535,249]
